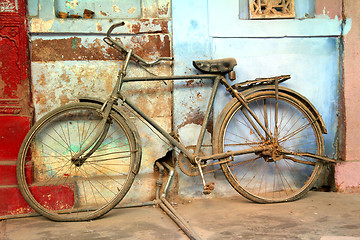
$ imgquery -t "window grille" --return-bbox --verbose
[249,0,295,19]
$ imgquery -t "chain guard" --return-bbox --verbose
[178,146,203,176]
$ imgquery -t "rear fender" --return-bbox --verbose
[240,85,327,134]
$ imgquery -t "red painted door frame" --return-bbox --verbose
[0,0,33,216]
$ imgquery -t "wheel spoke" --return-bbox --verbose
[219,92,323,203]
[17,103,139,221]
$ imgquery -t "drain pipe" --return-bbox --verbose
[155,161,165,204]
[155,161,201,240]
[115,161,168,210]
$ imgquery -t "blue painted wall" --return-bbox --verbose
[173,0,343,198]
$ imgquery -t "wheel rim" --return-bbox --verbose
[18,104,135,220]
[221,93,323,202]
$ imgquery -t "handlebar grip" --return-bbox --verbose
[106,22,125,37]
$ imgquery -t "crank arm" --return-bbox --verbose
[281,150,337,163]
[195,158,215,195]
[196,146,269,194]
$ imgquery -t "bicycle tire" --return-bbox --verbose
[17,102,141,221]
[214,90,324,203]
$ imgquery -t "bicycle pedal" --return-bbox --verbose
[203,182,215,195]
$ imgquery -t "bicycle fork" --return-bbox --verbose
[72,49,133,164]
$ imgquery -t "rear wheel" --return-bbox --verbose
[215,91,324,203]
[17,102,141,221]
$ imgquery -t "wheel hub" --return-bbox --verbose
[71,156,85,167]
[259,140,283,162]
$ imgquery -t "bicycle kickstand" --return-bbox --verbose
[195,158,215,194]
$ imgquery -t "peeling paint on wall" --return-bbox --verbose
[31,35,171,62]
[112,5,121,13]
[54,0,141,19]
[31,18,54,32]
[28,0,172,202]
[158,2,170,17]
[128,7,136,14]
[0,79,5,97]
[30,18,170,34]
[96,23,102,31]
[65,0,79,9]
[31,60,172,175]
[315,0,342,20]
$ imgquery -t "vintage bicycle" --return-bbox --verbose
[16,22,336,221]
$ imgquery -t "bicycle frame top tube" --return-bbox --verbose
[104,23,272,162]
[119,73,272,164]
[114,53,273,163]
[105,31,224,163]
[120,73,222,163]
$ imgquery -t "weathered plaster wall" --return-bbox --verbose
[173,0,345,199]
[335,0,360,193]
[172,0,221,197]
[23,0,360,210]
[28,0,172,204]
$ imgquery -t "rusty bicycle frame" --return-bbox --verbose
[16,22,342,239]
[72,22,336,193]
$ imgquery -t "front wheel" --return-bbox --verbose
[17,102,141,221]
[214,90,324,203]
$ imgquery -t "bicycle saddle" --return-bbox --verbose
[193,58,237,74]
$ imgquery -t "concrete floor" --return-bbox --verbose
[1,192,360,240]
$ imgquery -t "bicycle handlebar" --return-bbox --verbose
[105,22,173,65]
[106,22,125,38]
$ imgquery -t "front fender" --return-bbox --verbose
[78,96,129,120]
[78,96,142,174]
